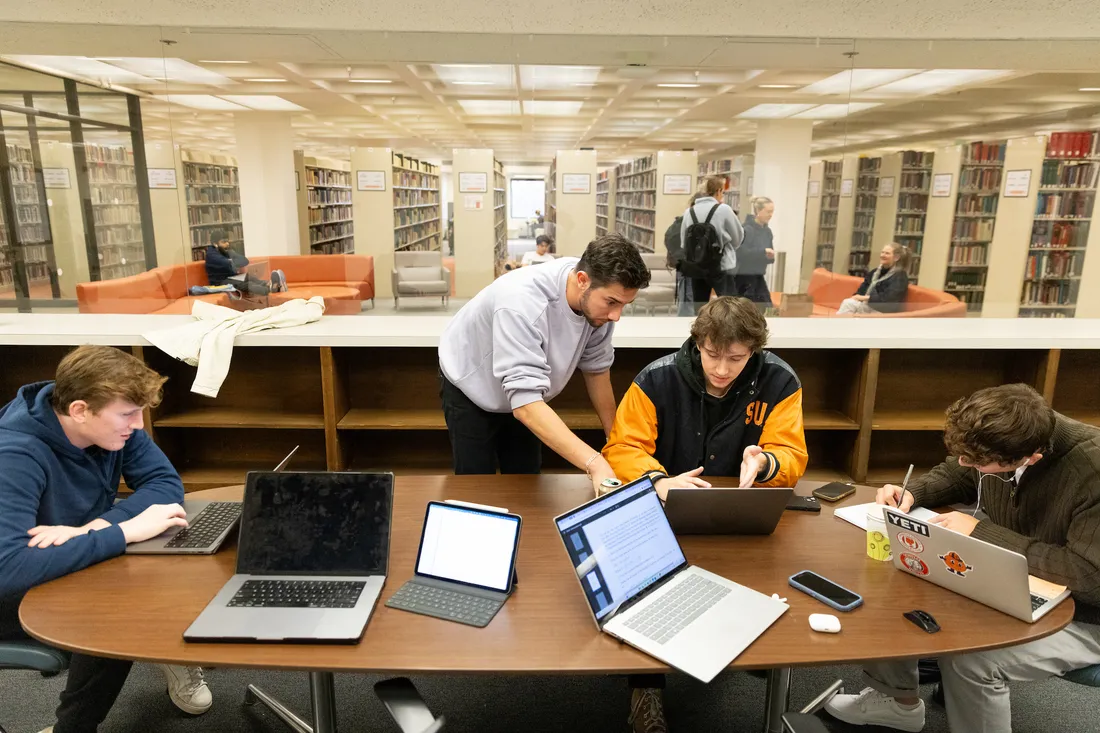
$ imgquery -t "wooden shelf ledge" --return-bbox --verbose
[155,408,325,430]
[871,409,946,431]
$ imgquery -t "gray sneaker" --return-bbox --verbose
[629,688,668,733]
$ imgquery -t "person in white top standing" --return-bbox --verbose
[520,235,556,266]
[438,233,651,495]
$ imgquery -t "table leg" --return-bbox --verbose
[245,683,314,733]
[310,671,339,733]
[762,667,793,733]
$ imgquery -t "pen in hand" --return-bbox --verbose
[897,463,915,508]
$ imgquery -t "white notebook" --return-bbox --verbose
[834,502,938,531]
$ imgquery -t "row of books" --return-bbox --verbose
[394,226,439,250]
[85,144,132,165]
[1039,160,1099,189]
[6,145,32,164]
[306,168,350,188]
[900,171,931,191]
[849,251,870,271]
[395,190,439,208]
[853,213,875,231]
[952,218,995,241]
[12,183,38,203]
[4,244,51,263]
[309,205,352,226]
[99,245,145,267]
[895,214,926,235]
[1024,251,1082,279]
[92,185,138,205]
[698,159,733,176]
[617,171,656,193]
[1031,220,1090,249]
[816,244,835,268]
[97,225,142,245]
[945,271,986,289]
[897,192,929,212]
[617,210,656,230]
[1021,280,1076,307]
[14,205,42,226]
[88,166,136,184]
[184,165,238,186]
[948,244,988,265]
[1046,132,1099,159]
[1035,191,1094,219]
[818,230,836,245]
[850,231,873,253]
[395,209,439,228]
[93,206,143,226]
[823,161,843,176]
[618,191,655,209]
[821,194,839,211]
[820,210,838,227]
[190,224,243,249]
[902,151,934,168]
[959,167,1002,191]
[315,238,356,256]
[823,178,841,195]
[617,155,656,178]
[956,193,999,215]
[855,194,876,212]
[392,154,437,175]
[9,222,46,244]
[962,141,1006,165]
[308,189,351,206]
[615,220,656,251]
[954,292,985,310]
[187,208,239,227]
[393,169,438,189]
[186,189,240,205]
[309,222,353,245]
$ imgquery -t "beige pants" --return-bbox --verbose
[837,297,877,315]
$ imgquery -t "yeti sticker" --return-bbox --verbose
[939,551,973,577]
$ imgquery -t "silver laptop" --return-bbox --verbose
[184,471,393,643]
[127,446,299,555]
[554,475,788,683]
[884,507,1071,623]
[664,487,793,535]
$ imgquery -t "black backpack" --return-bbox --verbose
[664,215,684,270]
[679,203,724,278]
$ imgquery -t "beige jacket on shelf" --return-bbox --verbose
[143,297,326,398]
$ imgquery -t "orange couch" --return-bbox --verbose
[76,254,376,315]
[769,268,966,318]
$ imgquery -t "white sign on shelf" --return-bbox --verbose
[147,168,177,189]
[562,173,591,194]
[807,180,821,198]
[357,170,386,191]
[1004,169,1032,198]
[42,168,71,189]
[879,176,896,198]
[932,173,953,197]
[459,172,488,193]
[663,174,693,195]
[840,179,854,197]
[463,194,484,211]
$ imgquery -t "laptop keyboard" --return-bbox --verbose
[386,581,504,627]
[227,580,366,609]
[1031,594,1049,612]
[623,574,732,645]
[164,502,241,549]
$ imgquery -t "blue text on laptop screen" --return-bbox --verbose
[237,472,392,575]
[556,477,686,621]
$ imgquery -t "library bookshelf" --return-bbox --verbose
[86,143,145,281]
[614,151,697,254]
[1018,131,1099,318]
[392,153,442,254]
[0,143,56,298]
[816,160,842,269]
[295,153,353,256]
[182,153,242,262]
[697,155,754,213]
[893,151,934,281]
[493,159,506,267]
[944,140,1006,313]
[544,157,557,244]
[2,342,1091,490]
[596,169,613,238]
[849,156,881,277]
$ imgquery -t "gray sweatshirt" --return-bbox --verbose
[439,257,615,413]
[680,196,744,273]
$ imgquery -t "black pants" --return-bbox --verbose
[734,274,771,306]
[2,604,132,733]
[230,274,270,296]
[439,373,542,474]
[690,272,737,306]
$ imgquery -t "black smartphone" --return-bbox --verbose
[812,482,856,503]
[788,570,863,612]
[785,495,821,513]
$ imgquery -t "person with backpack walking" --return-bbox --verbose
[677,176,743,310]
[663,195,698,316]
[735,196,776,309]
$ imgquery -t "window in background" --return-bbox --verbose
[509,178,545,220]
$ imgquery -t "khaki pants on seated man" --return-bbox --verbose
[832,623,1100,732]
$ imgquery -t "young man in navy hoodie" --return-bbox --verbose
[0,345,214,732]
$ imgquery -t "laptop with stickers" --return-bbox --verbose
[882,507,1071,623]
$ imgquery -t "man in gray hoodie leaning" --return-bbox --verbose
[438,233,650,495]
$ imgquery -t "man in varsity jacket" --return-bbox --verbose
[604,295,808,498]
[602,295,808,732]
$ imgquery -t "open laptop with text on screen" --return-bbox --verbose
[184,471,392,643]
[554,475,788,683]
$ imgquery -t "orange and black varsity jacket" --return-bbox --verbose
[603,339,808,486]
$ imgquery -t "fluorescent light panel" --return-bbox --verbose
[800,69,921,95]
[657,83,699,88]
[792,102,881,119]
[519,66,600,90]
[103,58,234,85]
[349,79,392,84]
[432,64,514,87]
[152,94,248,111]
[869,69,1013,95]
[219,95,307,111]
[4,55,155,84]
[457,99,521,115]
[758,84,798,89]
[737,104,815,119]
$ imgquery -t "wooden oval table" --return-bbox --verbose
[20,477,1072,733]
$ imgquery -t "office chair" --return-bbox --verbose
[0,639,70,733]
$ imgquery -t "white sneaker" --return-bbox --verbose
[38,727,53,733]
[824,687,925,732]
[158,664,212,715]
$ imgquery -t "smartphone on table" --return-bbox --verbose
[811,482,856,503]
[788,570,863,612]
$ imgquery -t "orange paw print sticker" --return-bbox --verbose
[939,551,973,577]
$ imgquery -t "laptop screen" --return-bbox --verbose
[414,502,521,592]
[237,472,393,576]
[554,476,686,621]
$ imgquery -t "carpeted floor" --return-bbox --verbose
[3,660,1098,732]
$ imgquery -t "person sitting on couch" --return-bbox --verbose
[204,231,286,296]
[836,242,910,315]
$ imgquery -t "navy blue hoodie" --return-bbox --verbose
[0,382,184,604]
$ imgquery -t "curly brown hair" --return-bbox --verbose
[576,233,651,290]
[943,384,1055,466]
[51,345,167,415]
[690,296,769,353]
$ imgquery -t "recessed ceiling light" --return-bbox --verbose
[758,84,798,89]
[1080,87,1100,92]
[245,78,286,83]
[349,79,392,84]
[737,103,815,119]
[657,83,699,88]
[199,60,250,64]
[452,80,494,86]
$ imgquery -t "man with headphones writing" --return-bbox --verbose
[824,383,1100,733]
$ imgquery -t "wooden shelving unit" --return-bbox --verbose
[294,153,353,255]
[1,342,1090,490]
[0,143,54,297]
[816,160,842,269]
[182,155,242,262]
[944,140,1006,313]
[848,156,881,277]
[697,156,754,214]
[894,150,934,281]
[613,151,697,254]
[86,143,144,281]
[493,159,506,266]
[596,169,613,237]
[392,153,441,253]
[1018,131,1099,318]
